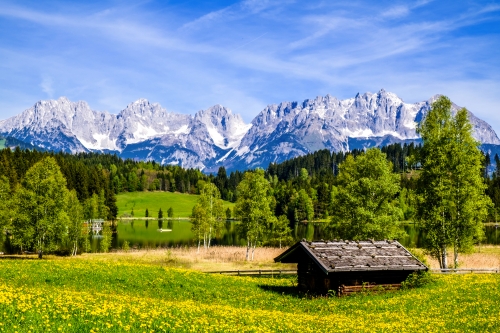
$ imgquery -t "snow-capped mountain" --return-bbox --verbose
[0,97,248,169]
[1,89,498,171]
[222,89,500,170]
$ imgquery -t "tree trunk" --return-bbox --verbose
[435,249,442,269]
[246,240,250,261]
[251,244,256,261]
[208,227,212,249]
[454,244,459,269]
[38,250,43,259]
[441,246,448,269]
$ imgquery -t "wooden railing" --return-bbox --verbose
[430,268,500,274]
[206,269,297,276]
[206,268,500,276]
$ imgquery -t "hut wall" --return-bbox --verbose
[298,255,415,294]
[297,255,330,294]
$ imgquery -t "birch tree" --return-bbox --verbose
[12,157,69,258]
[270,215,293,248]
[235,169,276,260]
[190,183,224,250]
[417,96,491,268]
[67,190,84,256]
[191,203,206,252]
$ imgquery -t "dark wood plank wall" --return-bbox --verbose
[297,255,414,294]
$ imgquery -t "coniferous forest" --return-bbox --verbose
[0,141,499,224]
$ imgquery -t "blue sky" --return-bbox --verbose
[1,0,499,132]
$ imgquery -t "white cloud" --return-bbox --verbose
[382,5,410,18]
[40,76,54,98]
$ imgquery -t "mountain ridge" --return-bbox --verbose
[1,90,499,171]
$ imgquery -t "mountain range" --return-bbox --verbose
[1,89,499,171]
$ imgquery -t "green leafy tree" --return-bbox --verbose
[167,207,174,218]
[225,207,232,220]
[84,194,99,220]
[291,189,314,222]
[190,203,206,252]
[99,223,112,253]
[190,183,224,251]
[67,190,84,256]
[328,148,403,240]
[98,190,109,220]
[234,169,276,260]
[145,208,149,218]
[12,157,69,258]
[0,176,12,235]
[417,96,491,268]
[270,215,293,248]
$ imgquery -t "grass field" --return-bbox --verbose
[116,191,235,218]
[0,255,499,332]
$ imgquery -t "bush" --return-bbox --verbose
[401,248,435,289]
[401,270,435,289]
[122,241,130,252]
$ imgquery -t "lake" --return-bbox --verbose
[3,219,498,253]
[97,219,500,251]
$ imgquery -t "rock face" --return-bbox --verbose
[1,90,498,171]
[221,90,500,170]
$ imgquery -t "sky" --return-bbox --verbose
[0,0,499,132]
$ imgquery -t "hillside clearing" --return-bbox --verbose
[116,191,235,218]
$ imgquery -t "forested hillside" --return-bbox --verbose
[1,141,499,225]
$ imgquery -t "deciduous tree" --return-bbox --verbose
[235,169,276,260]
[328,148,403,240]
[190,183,224,250]
[67,190,84,256]
[0,176,12,236]
[417,96,491,268]
[12,157,69,258]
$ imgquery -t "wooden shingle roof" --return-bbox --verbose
[275,240,428,274]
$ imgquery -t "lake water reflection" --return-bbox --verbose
[105,220,500,250]
[3,220,497,253]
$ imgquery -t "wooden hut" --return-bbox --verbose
[274,239,428,295]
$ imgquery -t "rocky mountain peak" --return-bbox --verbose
[1,90,499,171]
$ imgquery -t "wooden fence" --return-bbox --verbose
[206,269,297,276]
[430,268,500,274]
[206,268,500,276]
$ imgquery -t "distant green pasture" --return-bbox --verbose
[116,191,234,218]
[0,139,5,149]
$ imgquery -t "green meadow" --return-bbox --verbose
[0,257,499,332]
[0,139,5,149]
[116,191,235,218]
